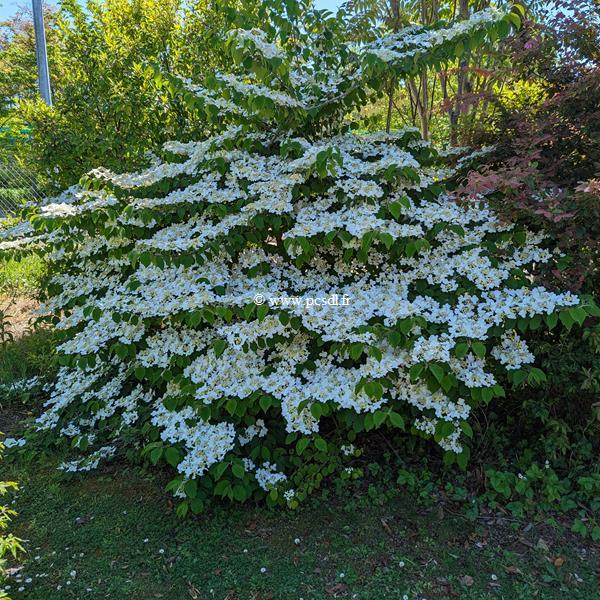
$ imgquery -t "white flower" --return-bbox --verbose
[3,437,26,448]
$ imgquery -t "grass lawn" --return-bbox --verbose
[1,455,598,599]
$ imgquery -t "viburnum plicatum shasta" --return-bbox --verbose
[2,3,596,512]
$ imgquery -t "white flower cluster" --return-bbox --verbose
[58,445,116,472]
[3,437,26,449]
[491,332,535,370]
[0,376,44,396]
[231,28,286,60]
[238,419,268,445]
[365,8,505,65]
[340,444,356,457]
[254,462,288,491]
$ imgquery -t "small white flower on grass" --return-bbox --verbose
[159,548,165,554]
[70,570,77,577]
[143,538,149,543]
[294,538,301,545]
[18,587,24,593]
[399,560,405,567]
[260,567,267,573]
[491,574,498,581]
[243,548,248,553]
[25,577,32,583]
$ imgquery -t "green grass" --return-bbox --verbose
[1,459,598,599]
[0,329,55,390]
[0,256,45,298]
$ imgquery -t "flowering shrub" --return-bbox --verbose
[1,3,597,513]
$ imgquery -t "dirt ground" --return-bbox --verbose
[1,295,40,339]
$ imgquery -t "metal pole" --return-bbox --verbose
[31,0,52,106]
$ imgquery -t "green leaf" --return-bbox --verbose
[232,484,247,502]
[184,479,198,499]
[459,421,473,438]
[296,438,310,456]
[373,410,386,427]
[257,303,269,321]
[311,403,323,420]
[165,447,181,467]
[150,447,163,465]
[176,501,189,518]
[429,364,445,384]
[511,369,527,385]
[364,381,383,400]
[388,202,402,220]
[472,342,486,358]
[409,363,424,381]
[214,479,231,496]
[259,395,272,412]
[546,312,559,329]
[456,445,470,470]
[314,437,327,452]
[388,411,405,429]
[454,342,468,358]
[569,306,587,326]
[350,342,364,361]
[213,339,228,357]
[232,463,245,479]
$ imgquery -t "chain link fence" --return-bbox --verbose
[0,161,42,216]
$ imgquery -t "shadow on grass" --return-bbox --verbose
[2,458,598,600]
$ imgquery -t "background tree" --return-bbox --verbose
[2,0,261,190]
[342,1,522,143]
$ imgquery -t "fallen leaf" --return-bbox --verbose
[535,537,549,552]
[553,557,565,567]
[326,583,349,596]
[380,518,393,536]
[505,565,522,575]
[75,515,93,525]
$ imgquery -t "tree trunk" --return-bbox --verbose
[385,0,401,133]
[451,0,470,145]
